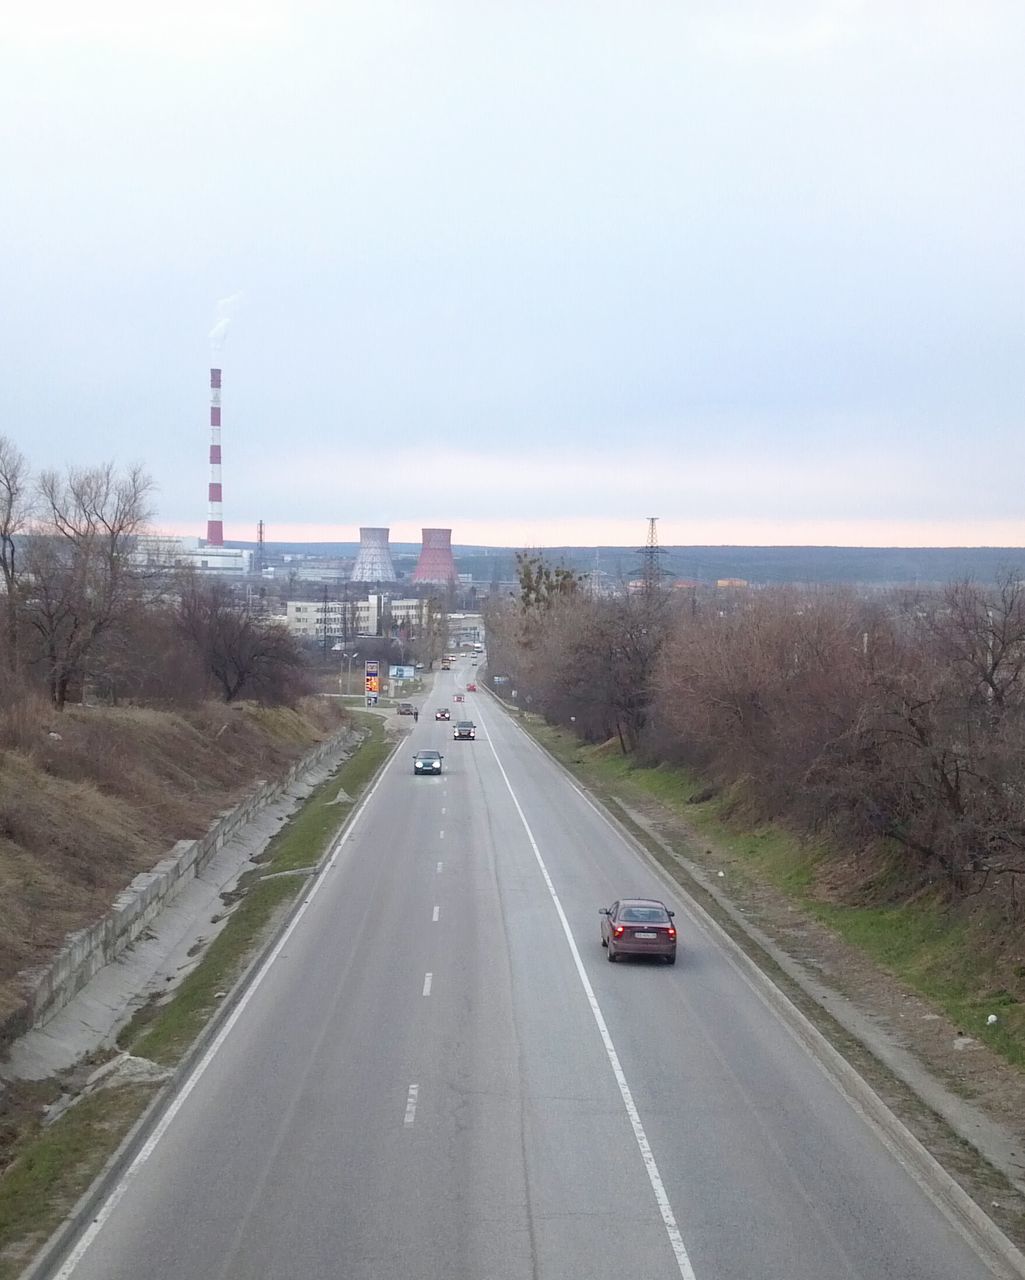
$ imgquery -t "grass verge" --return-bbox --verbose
[519,716,1025,1070]
[124,713,390,1064]
[0,714,393,1276]
[0,1084,159,1280]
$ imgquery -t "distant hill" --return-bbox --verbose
[224,542,1025,587]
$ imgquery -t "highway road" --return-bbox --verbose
[53,659,1008,1280]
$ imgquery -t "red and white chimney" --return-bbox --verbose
[206,366,223,546]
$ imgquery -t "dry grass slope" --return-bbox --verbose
[0,695,345,1039]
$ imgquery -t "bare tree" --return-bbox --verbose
[23,462,153,708]
[176,575,309,704]
[0,435,32,674]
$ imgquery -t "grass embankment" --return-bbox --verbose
[0,697,347,1040]
[126,712,390,1064]
[521,717,1025,1071]
[0,713,391,1280]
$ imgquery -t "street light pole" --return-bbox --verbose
[338,650,359,696]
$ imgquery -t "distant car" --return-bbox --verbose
[413,750,443,775]
[466,682,477,692]
[441,663,450,671]
[397,702,415,716]
[453,721,476,740]
[435,708,451,721]
[600,899,676,964]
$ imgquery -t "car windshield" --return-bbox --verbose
[416,751,441,761]
[620,905,669,923]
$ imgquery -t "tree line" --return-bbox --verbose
[0,436,308,710]
[484,560,1025,909]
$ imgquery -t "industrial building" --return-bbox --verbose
[285,594,430,642]
[132,534,253,575]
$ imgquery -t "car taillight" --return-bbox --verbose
[613,925,625,938]
[667,927,676,939]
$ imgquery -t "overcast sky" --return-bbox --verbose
[3,1,1023,547]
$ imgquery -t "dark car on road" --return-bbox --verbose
[452,720,476,740]
[397,702,415,716]
[435,708,451,721]
[413,750,443,775]
[600,899,676,964]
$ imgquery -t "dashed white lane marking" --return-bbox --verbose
[478,708,698,1280]
[404,1084,419,1126]
[51,736,405,1279]
[432,905,440,922]
[441,807,447,815]
[422,972,433,997]
[439,829,445,839]
[436,861,443,873]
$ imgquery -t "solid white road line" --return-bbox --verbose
[478,708,698,1280]
[432,905,440,922]
[404,1084,419,1126]
[422,972,433,997]
[53,739,405,1279]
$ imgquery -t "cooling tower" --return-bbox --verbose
[351,527,397,582]
[411,528,457,584]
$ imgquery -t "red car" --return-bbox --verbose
[434,708,451,721]
[466,682,477,692]
[600,899,676,964]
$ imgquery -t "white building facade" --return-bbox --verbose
[285,595,430,641]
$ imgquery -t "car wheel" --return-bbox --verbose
[601,937,607,947]
[665,953,676,966]
[607,947,617,963]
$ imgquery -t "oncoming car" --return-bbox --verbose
[434,708,451,721]
[452,720,476,740]
[599,899,676,964]
[413,750,443,775]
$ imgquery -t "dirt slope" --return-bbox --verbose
[0,698,345,1043]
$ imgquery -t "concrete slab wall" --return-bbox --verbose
[12,726,360,1037]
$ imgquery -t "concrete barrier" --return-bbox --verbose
[9,725,359,1039]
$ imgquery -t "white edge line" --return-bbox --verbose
[53,740,404,1279]
[477,706,697,1280]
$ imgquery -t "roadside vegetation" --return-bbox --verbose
[484,561,1025,1067]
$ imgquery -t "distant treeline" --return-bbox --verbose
[227,542,1025,587]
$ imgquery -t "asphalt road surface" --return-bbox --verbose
[54,660,1006,1279]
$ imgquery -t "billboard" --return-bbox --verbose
[389,665,415,680]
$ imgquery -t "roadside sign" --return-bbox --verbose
[365,659,380,696]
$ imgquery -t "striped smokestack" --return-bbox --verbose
[206,366,223,546]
